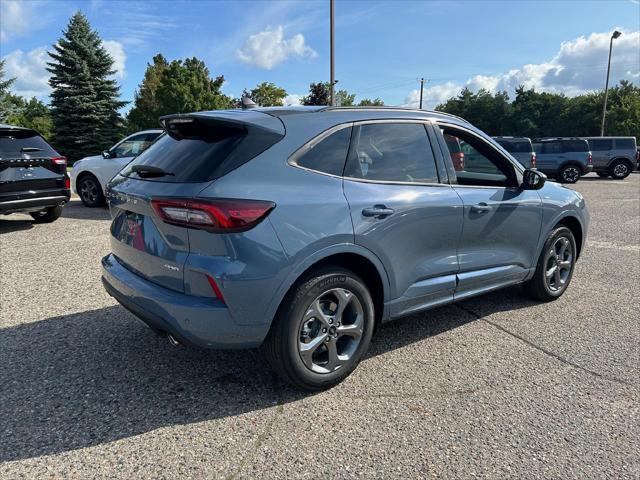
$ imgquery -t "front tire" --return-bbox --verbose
[78,174,105,207]
[524,226,576,302]
[609,159,632,179]
[559,165,581,184]
[263,266,375,391]
[30,205,63,223]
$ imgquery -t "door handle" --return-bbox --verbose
[470,202,492,214]
[362,205,395,218]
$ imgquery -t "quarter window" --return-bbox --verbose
[589,139,612,151]
[295,126,352,176]
[344,123,439,183]
[615,138,635,149]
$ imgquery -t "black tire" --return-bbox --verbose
[558,164,582,184]
[608,159,632,180]
[596,172,609,178]
[77,173,105,207]
[30,205,63,223]
[263,266,375,391]
[524,226,576,302]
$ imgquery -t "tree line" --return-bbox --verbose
[0,11,637,162]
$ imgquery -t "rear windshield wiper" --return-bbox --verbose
[130,165,175,178]
[21,147,41,153]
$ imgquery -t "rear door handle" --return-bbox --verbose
[362,205,395,218]
[470,202,492,214]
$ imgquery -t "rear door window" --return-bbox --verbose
[344,123,439,183]
[294,126,352,176]
[589,139,612,151]
[562,140,589,152]
[497,140,531,153]
[542,142,563,154]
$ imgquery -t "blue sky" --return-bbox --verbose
[2,0,639,110]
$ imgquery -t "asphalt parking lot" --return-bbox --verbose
[1,173,638,479]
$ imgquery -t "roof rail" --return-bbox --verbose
[316,105,467,122]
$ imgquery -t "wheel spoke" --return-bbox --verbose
[304,299,330,326]
[333,288,353,321]
[325,339,342,371]
[299,334,327,369]
[337,322,363,340]
[546,265,557,279]
[558,259,572,270]
[554,268,562,287]
[558,238,569,257]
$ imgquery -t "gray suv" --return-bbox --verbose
[533,138,593,183]
[493,136,536,169]
[583,136,637,179]
[101,107,589,390]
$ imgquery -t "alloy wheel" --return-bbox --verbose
[562,167,580,183]
[80,178,98,205]
[544,236,573,292]
[612,163,628,178]
[297,288,364,374]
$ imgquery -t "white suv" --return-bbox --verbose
[71,130,163,207]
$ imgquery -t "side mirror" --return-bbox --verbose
[102,151,111,159]
[522,169,546,190]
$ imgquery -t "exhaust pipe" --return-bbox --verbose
[167,333,180,346]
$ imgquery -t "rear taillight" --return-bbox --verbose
[64,175,70,189]
[206,274,226,304]
[51,156,67,166]
[151,198,275,232]
[531,153,537,168]
[587,153,593,165]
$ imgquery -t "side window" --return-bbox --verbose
[344,123,439,183]
[590,139,612,151]
[440,127,517,188]
[615,138,635,149]
[542,142,562,154]
[112,134,150,158]
[295,126,352,176]
[562,140,588,153]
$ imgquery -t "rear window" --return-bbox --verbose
[615,138,636,149]
[497,140,531,153]
[588,139,612,151]
[0,130,57,157]
[295,126,352,176]
[121,121,282,183]
[561,140,589,152]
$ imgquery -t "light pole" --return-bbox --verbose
[330,0,335,106]
[600,30,621,136]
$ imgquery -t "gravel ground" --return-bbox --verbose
[1,173,638,479]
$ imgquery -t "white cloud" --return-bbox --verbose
[283,94,303,106]
[2,47,51,99]
[0,0,33,42]
[236,26,317,70]
[102,40,127,79]
[405,30,640,109]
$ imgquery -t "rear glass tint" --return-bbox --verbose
[121,121,283,183]
[615,138,636,149]
[0,130,57,157]
[588,139,612,151]
[497,140,531,153]
[295,126,352,176]
[562,140,589,152]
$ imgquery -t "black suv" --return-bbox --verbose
[0,124,70,223]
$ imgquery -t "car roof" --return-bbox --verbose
[0,123,34,132]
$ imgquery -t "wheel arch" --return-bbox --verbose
[76,170,104,194]
[555,215,583,259]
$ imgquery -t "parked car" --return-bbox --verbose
[70,129,163,207]
[532,138,593,183]
[443,133,464,170]
[101,107,589,390]
[493,136,536,169]
[583,136,637,179]
[0,124,70,223]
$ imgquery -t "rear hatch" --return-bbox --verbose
[0,128,66,197]
[107,111,284,293]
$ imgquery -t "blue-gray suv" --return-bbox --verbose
[101,107,589,390]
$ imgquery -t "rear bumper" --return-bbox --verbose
[0,189,70,214]
[101,253,270,349]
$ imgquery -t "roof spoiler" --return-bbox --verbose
[159,111,285,140]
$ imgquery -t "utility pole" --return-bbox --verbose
[419,77,424,109]
[601,30,621,136]
[330,0,335,106]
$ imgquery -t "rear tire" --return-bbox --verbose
[524,226,576,302]
[559,165,581,184]
[609,159,632,179]
[263,266,375,391]
[78,173,105,207]
[30,205,63,223]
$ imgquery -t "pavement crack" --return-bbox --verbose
[454,303,632,387]
[225,371,284,480]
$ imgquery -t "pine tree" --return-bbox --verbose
[47,12,126,160]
